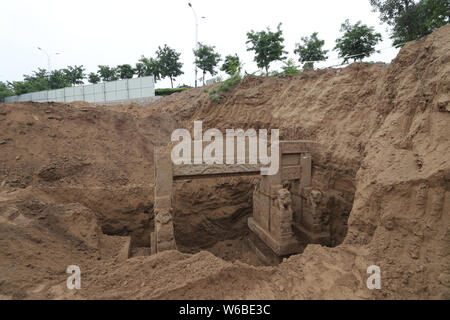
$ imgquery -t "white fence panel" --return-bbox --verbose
[94,83,105,102]
[31,92,40,102]
[3,76,156,105]
[55,89,65,102]
[5,96,18,102]
[48,90,57,101]
[19,93,32,102]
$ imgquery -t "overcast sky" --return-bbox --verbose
[0,0,400,88]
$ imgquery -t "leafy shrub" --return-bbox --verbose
[281,59,302,74]
[269,59,302,77]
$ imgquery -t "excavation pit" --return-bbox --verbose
[150,140,354,265]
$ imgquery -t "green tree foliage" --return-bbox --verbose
[194,43,221,85]
[135,62,146,77]
[7,81,36,95]
[63,65,85,85]
[334,20,383,63]
[0,81,13,101]
[246,23,287,75]
[25,68,48,81]
[88,72,101,84]
[137,56,161,81]
[422,0,450,31]
[220,54,241,76]
[49,70,70,89]
[97,65,118,82]
[116,64,135,79]
[7,68,72,95]
[156,45,184,88]
[294,32,328,70]
[370,0,449,47]
[23,68,50,91]
[6,69,49,94]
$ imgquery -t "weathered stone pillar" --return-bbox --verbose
[152,146,177,254]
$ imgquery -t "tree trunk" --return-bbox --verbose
[265,66,269,76]
[170,78,173,88]
[203,71,206,85]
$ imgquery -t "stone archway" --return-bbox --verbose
[151,140,330,260]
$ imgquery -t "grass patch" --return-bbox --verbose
[206,74,242,103]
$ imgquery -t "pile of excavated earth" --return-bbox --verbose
[0,25,448,300]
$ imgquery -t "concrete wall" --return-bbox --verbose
[4,76,155,104]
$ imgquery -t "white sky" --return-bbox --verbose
[0,0,400,88]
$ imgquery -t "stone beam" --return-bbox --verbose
[173,164,261,179]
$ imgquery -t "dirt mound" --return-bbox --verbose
[0,25,449,299]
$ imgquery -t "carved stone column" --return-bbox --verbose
[151,146,177,254]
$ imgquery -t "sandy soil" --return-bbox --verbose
[0,25,449,300]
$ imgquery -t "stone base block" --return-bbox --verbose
[293,223,331,246]
[247,232,290,266]
[248,217,302,256]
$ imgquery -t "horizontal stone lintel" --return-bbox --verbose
[173,164,261,178]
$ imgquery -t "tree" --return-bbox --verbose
[88,72,101,84]
[22,68,49,91]
[334,20,383,63]
[135,62,146,77]
[24,68,48,81]
[6,68,71,95]
[370,0,449,47]
[48,70,70,89]
[422,0,450,32]
[63,65,85,85]
[294,32,328,70]
[116,64,135,79]
[8,80,38,95]
[221,54,241,76]
[156,45,184,88]
[137,56,161,81]
[194,43,221,85]
[97,65,118,82]
[0,81,13,101]
[246,23,287,75]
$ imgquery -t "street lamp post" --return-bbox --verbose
[37,47,61,89]
[188,3,205,88]
[37,47,60,74]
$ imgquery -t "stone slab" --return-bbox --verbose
[248,217,302,256]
